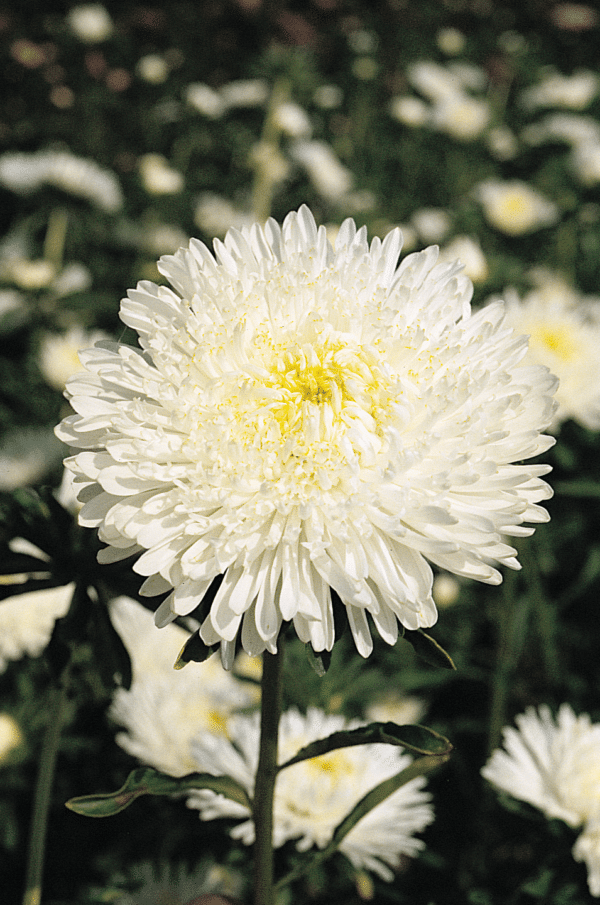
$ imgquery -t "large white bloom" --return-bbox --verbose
[498,271,600,430]
[56,205,557,665]
[109,596,259,777]
[482,704,600,896]
[187,707,434,881]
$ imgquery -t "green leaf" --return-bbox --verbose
[65,767,252,817]
[305,643,331,677]
[403,628,456,669]
[279,721,452,770]
[173,630,218,668]
[276,751,451,892]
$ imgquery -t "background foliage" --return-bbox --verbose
[2,1,600,903]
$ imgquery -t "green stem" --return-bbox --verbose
[253,647,284,905]
[250,78,290,223]
[22,674,69,905]
[487,569,531,755]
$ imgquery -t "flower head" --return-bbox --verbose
[498,271,600,430]
[188,707,434,880]
[482,704,600,896]
[476,179,559,235]
[56,205,557,665]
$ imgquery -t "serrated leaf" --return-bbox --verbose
[279,721,452,770]
[403,628,456,669]
[65,767,252,817]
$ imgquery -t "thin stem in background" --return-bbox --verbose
[253,647,284,905]
[22,674,69,905]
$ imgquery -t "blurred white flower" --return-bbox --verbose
[219,79,269,110]
[432,573,461,608]
[365,693,427,727]
[482,704,600,896]
[439,235,488,284]
[109,596,260,777]
[273,101,312,138]
[3,259,56,290]
[139,154,184,195]
[476,179,559,235]
[38,325,111,392]
[432,93,490,141]
[137,54,169,85]
[486,125,519,160]
[411,208,452,243]
[498,273,600,430]
[570,139,600,185]
[193,193,255,238]
[188,707,434,880]
[407,61,465,101]
[0,582,74,672]
[0,149,123,212]
[185,83,226,118]
[523,112,600,148]
[290,140,353,201]
[66,4,113,43]
[0,713,22,763]
[436,27,466,55]
[520,69,599,111]
[57,205,557,666]
[389,95,431,128]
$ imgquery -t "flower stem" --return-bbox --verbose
[253,647,283,905]
[22,674,69,905]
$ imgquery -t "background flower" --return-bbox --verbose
[188,707,434,881]
[482,704,600,896]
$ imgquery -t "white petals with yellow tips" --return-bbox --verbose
[57,205,557,663]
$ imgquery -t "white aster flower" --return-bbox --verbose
[520,69,599,111]
[0,713,22,763]
[109,596,260,777]
[411,208,452,244]
[56,205,557,666]
[188,707,434,880]
[431,92,490,142]
[0,149,123,212]
[38,325,111,392]
[139,154,184,195]
[389,95,431,128]
[273,101,312,138]
[66,4,113,43]
[438,236,488,284]
[0,582,74,672]
[290,141,353,201]
[498,275,600,430]
[476,179,559,235]
[185,83,226,118]
[482,704,600,897]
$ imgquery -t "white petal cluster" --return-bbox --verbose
[188,707,434,881]
[519,69,599,111]
[56,205,557,664]
[497,271,600,430]
[0,582,74,672]
[482,704,600,896]
[109,596,259,777]
[0,150,123,212]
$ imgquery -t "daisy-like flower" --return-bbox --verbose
[109,596,260,777]
[56,205,557,666]
[497,271,600,430]
[482,704,600,896]
[188,707,434,881]
[0,581,74,672]
[476,179,559,235]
